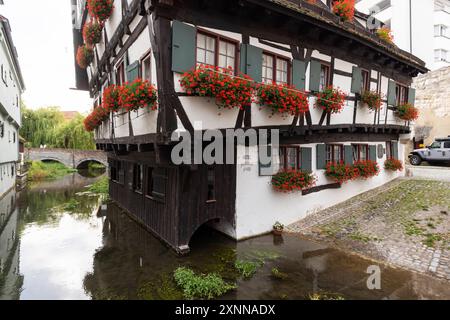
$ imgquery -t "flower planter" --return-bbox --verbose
[76,45,94,69]
[315,86,346,114]
[87,0,114,22]
[396,103,419,121]
[83,20,103,46]
[256,83,309,118]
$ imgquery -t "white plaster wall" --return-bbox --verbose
[0,162,16,199]
[234,141,404,239]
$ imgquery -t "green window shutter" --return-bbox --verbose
[408,88,416,105]
[292,59,306,91]
[258,145,273,176]
[351,66,362,94]
[309,60,321,92]
[344,145,353,165]
[369,146,377,161]
[300,147,312,173]
[171,20,196,73]
[126,60,140,82]
[387,80,397,106]
[316,144,326,170]
[392,142,399,160]
[239,44,247,74]
[241,44,262,82]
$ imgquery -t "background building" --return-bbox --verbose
[356,0,450,70]
[0,10,25,198]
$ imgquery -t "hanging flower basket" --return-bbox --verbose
[87,0,114,22]
[271,170,316,192]
[118,79,158,112]
[376,27,394,44]
[352,160,379,179]
[332,0,355,22]
[76,45,94,69]
[180,65,254,111]
[84,106,109,132]
[83,20,103,46]
[315,86,346,114]
[384,158,403,172]
[360,90,382,111]
[257,83,309,117]
[325,162,359,184]
[396,103,419,121]
[102,85,121,113]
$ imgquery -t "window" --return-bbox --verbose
[326,145,344,164]
[145,167,153,197]
[279,146,300,171]
[352,144,369,162]
[13,132,16,143]
[362,69,370,92]
[429,141,442,149]
[395,84,408,105]
[435,49,449,62]
[444,142,450,149]
[11,165,14,177]
[207,167,216,202]
[320,64,331,91]
[118,161,125,185]
[141,52,152,82]
[115,60,125,85]
[0,122,4,138]
[151,168,167,201]
[386,141,396,159]
[133,164,143,193]
[196,31,237,71]
[262,53,290,85]
[434,25,449,37]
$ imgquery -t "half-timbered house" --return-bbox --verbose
[72,0,427,253]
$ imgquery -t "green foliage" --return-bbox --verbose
[20,104,95,150]
[271,268,288,280]
[87,176,109,195]
[234,260,262,279]
[173,267,236,300]
[28,161,77,181]
[308,292,345,300]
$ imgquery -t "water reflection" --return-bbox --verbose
[1,173,450,300]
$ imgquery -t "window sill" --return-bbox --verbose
[206,200,217,204]
[145,195,165,204]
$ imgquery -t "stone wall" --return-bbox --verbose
[411,66,450,149]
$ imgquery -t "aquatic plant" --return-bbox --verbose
[87,176,109,196]
[271,268,288,280]
[234,260,262,279]
[173,267,236,300]
[28,161,77,181]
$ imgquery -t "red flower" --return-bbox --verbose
[87,0,114,22]
[332,0,355,22]
[76,45,94,69]
[384,158,403,171]
[315,86,347,114]
[83,20,103,45]
[397,103,419,121]
[257,83,309,117]
[271,170,317,192]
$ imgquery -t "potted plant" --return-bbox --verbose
[180,65,254,111]
[257,83,309,117]
[396,103,419,121]
[76,45,94,69]
[332,0,355,22]
[273,222,284,236]
[360,90,382,111]
[315,86,346,114]
[83,20,103,46]
[384,158,403,171]
[353,160,380,179]
[376,27,394,44]
[271,170,316,192]
[102,84,121,113]
[87,0,115,22]
[325,162,359,184]
[118,79,158,112]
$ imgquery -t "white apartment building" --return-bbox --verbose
[356,0,450,70]
[0,11,25,198]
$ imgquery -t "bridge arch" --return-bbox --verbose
[26,148,108,170]
[38,157,72,168]
[75,158,108,170]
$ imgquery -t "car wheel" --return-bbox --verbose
[409,155,422,166]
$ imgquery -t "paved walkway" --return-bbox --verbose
[405,165,450,182]
[287,178,450,281]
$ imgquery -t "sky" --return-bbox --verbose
[0,0,92,113]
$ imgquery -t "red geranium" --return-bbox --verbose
[180,65,254,111]
[83,20,103,46]
[326,162,359,184]
[76,45,94,69]
[361,90,382,111]
[102,85,121,113]
[332,0,355,22]
[87,0,114,22]
[83,105,109,132]
[315,86,346,114]
[384,158,403,171]
[257,82,309,117]
[397,103,419,121]
[376,27,394,43]
[353,160,379,179]
[271,170,316,192]
[118,79,158,112]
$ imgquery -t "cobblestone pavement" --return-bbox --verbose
[287,178,450,281]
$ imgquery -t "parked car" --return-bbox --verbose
[409,137,450,166]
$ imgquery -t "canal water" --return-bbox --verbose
[1,173,449,300]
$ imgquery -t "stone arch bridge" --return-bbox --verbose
[26,148,108,169]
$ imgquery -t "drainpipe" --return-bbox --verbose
[409,0,413,54]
